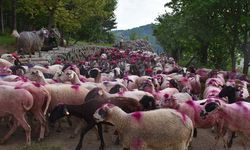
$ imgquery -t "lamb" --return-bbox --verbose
[94,103,193,150]
[0,85,33,145]
[49,87,156,150]
[200,100,250,149]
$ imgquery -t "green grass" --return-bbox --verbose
[20,143,61,150]
[0,34,15,45]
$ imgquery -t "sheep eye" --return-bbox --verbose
[98,109,107,118]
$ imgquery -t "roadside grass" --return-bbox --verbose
[0,34,16,52]
[0,34,15,45]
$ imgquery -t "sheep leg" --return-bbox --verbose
[32,111,46,141]
[97,123,105,150]
[193,128,197,137]
[227,132,236,148]
[75,123,95,150]
[17,114,32,145]
[1,118,18,144]
[66,116,73,127]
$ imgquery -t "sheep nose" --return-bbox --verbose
[200,111,208,119]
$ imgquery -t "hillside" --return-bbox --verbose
[112,24,164,53]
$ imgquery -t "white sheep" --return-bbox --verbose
[25,69,58,84]
[94,104,193,150]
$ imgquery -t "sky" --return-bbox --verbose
[114,0,170,30]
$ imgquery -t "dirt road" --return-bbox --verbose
[0,121,249,150]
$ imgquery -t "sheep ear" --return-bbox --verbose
[98,89,104,96]
[64,106,70,116]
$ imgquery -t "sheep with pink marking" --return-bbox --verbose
[44,83,89,111]
[0,80,51,141]
[0,85,34,145]
[94,103,193,150]
[200,100,250,149]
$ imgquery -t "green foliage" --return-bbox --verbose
[1,0,117,43]
[129,32,139,40]
[154,0,250,71]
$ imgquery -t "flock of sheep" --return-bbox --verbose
[0,47,249,150]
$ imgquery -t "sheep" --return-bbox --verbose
[0,80,51,141]
[200,100,250,150]
[44,83,89,111]
[25,69,58,84]
[1,54,16,64]
[122,75,139,90]
[138,79,179,105]
[0,59,14,67]
[60,69,128,92]
[49,87,156,150]
[94,103,193,150]
[31,64,63,75]
[13,28,49,57]
[0,85,33,145]
[160,92,193,107]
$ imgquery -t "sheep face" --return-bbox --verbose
[53,70,63,81]
[200,101,221,119]
[93,103,114,122]
[1,54,15,63]
[25,69,41,81]
[49,104,70,124]
[64,70,75,80]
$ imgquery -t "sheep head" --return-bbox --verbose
[93,103,115,122]
[200,100,221,119]
[26,69,43,81]
[49,104,70,124]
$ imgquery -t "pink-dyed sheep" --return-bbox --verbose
[200,100,250,149]
[0,85,33,145]
[0,80,51,141]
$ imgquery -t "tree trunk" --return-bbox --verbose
[243,30,249,75]
[48,9,55,30]
[230,49,236,70]
[0,0,4,33]
[198,43,208,66]
[12,0,16,30]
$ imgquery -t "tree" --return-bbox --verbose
[154,0,250,73]
[0,0,4,33]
